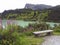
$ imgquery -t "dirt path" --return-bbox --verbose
[42,36,60,45]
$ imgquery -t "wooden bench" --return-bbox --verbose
[33,30,53,37]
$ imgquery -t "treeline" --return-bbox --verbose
[0,9,49,21]
[0,9,38,20]
[48,10,60,22]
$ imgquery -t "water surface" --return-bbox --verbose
[2,20,35,28]
[1,20,60,28]
[46,22,60,27]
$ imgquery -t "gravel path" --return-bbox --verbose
[42,36,60,45]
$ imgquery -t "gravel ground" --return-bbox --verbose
[42,36,60,45]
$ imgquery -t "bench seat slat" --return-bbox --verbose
[33,30,53,34]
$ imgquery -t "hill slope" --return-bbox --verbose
[48,5,60,22]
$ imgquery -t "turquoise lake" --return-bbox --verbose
[2,20,35,28]
[1,20,60,28]
[46,22,60,27]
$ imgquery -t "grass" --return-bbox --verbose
[21,36,44,45]
[53,32,60,35]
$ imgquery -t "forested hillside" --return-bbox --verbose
[48,5,60,22]
[0,4,60,22]
[0,9,49,21]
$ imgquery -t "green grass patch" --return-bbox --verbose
[21,36,44,45]
[53,32,60,35]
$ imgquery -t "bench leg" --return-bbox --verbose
[35,34,39,37]
[34,34,42,37]
[46,32,53,36]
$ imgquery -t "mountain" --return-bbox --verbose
[48,5,60,10]
[24,4,52,10]
[48,5,60,22]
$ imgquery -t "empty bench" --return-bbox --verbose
[33,30,53,37]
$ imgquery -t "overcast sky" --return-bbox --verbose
[0,0,60,12]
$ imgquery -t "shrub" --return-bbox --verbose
[28,23,50,31]
[0,29,21,45]
[23,31,33,36]
[53,25,60,32]
[0,25,27,45]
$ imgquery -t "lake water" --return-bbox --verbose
[1,20,60,28]
[46,22,60,27]
[1,20,35,28]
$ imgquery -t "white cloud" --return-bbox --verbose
[0,0,60,12]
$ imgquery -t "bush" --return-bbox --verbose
[53,25,60,32]
[23,31,33,36]
[0,25,27,45]
[28,23,50,31]
[0,29,21,45]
